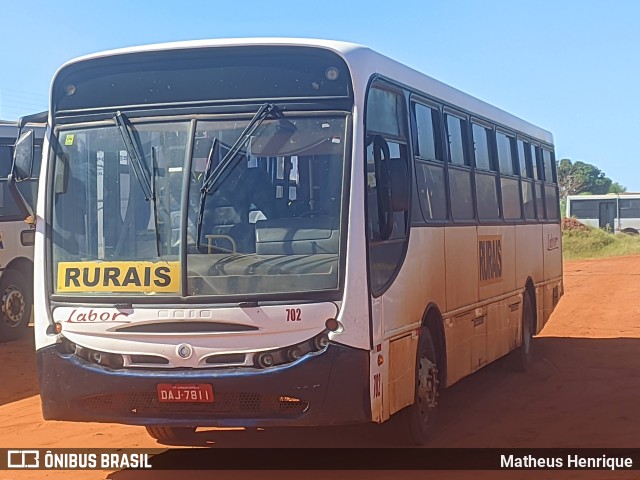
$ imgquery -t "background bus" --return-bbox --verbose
[566,193,640,234]
[14,38,562,444]
[0,120,43,341]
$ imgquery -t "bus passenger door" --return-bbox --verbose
[598,201,616,231]
[365,84,412,421]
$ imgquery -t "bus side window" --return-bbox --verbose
[542,148,555,183]
[0,144,18,217]
[542,148,559,220]
[413,102,447,221]
[517,139,536,220]
[620,199,640,219]
[472,122,499,221]
[0,145,12,178]
[445,112,474,221]
[530,144,545,220]
[497,131,521,221]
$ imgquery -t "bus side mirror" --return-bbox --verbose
[13,130,35,182]
[389,157,409,212]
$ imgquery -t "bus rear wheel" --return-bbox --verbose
[145,426,197,445]
[509,290,535,371]
[0,269,32,342]
[393,328,439,445]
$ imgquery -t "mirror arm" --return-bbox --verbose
[16,110,48,129]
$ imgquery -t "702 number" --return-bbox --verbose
[286,308,302,322]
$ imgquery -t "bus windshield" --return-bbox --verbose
[51,114,348,297]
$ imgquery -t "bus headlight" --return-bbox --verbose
[254,330,332,369]
[257,352,274,368]
[287,347,303,362]
[73,345,124,369]
[89,351,102,364]
[59,337,76,354]
[313,333,329,350]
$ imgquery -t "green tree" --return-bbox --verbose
[557,158,624,198]
[557,158,588,198]
[608,182,627,194]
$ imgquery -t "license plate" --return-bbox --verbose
[157,383,214,403]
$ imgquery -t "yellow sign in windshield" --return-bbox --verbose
[57,261,180,293]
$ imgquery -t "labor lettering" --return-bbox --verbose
[65,308,127,322]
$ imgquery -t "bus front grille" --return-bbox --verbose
[76,392,309,418]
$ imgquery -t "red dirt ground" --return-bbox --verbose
[2,255,640,480]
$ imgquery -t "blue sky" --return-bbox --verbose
[1,0,638,190]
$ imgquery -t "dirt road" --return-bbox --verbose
[2,255,640,479]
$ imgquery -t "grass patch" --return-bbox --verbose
[563,227,640,260]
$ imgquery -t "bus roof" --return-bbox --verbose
[567,193,640,200]
[0,122,46,139]
[57,38,554,145]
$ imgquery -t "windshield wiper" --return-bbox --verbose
[114,111,154,202]
[113,111,160,256]
[195,103,293,250]
[201,103,290,195]
[151,147,161,255]
[196,138,220,251]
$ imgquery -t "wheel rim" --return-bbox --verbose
[2,286,25,328]
[416,354,438,426]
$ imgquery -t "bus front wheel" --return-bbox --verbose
[145,426,197,445]
[0,269,32,342]
[394,327,439,445]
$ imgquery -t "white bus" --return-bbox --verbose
[0,120,43,341]
[566,194,640,234]
[12,38,562,444]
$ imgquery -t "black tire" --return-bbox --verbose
[145,426,197,445]
[0,269,32,342]
[393,328,440,445]
[510,290,535,371]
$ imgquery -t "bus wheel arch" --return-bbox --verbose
[0,258,34,342]
[622,228,639,235]
[390,304,445,445]
[510,278,537,371]
[422,304,447,389]
[4,257,34,284]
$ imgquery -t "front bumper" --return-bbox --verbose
[38,342,371,427]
